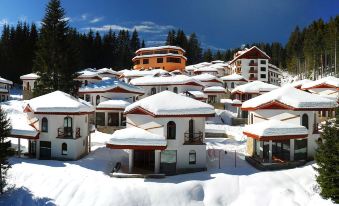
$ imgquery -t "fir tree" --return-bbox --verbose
[0,106,12,194]
[186,33,202,65]
[33,0,78,96]
[166,30,176,45]
[141,40,145,48]
[130,29,140,52]
[203,49,213,62]
[314,108,339,203]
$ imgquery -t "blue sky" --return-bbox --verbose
[0,0,338,50]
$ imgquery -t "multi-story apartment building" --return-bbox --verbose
[132,46,187,72]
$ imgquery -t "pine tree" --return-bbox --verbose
[141,40,145,48]
[130,29,140,52]
[166,30,176,45]
[203,49,213,62]
[0,106,12,194]
[33,0,78,96]
[186,33,202,65]
[314,108,339,203]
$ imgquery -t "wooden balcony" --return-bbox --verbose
[57,128,81,139]
[249,77,257,80]
[184,132,204,145]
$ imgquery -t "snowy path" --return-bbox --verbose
[0,133,334,206]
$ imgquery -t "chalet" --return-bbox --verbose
[106,91,215,175]
[19,91,94,160]
[74,69,103,86]
[220,73,248,91]
[78,77,144,106]
[241,86,338,170]
[203,86,227,104]
[97,68,118,78]
[130,74,204,99]
[191,73,223,87]
[0,77,13,102]
[20,73,40,100]
[132,46,187,71]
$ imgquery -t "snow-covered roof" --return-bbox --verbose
[232,81,278,94]
[290,79,313,88]
[132,53,187,61]
[97,68,118,75]
[122,69,168,78]
[244,119,308,138]
[230,46,270,64]
[194,66,218,73]
[301,76,339,90]
[0,77,13,85]
[135,45,185,53]
[76,69,102,79]
[20,73,40,80]
[220,99,242,105]
[107,127,167,147]
[220,73,247,82]
[130,75,204,87]
[79,77,144,94]
[211,60,225,64]
[204,86,227,93]
[242,85,338,110]
[26,91,94,113]
[97,100,131,109]
[125,91,215,116]
[182,91,208,99]
[192,73,222,83]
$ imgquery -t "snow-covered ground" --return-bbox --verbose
[0,100,335,206]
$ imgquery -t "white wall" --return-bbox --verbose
[127,114,207,170]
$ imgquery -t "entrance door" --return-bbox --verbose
[160,150,177,175]
[29,140,36,157]
[133,150,155,172]
[39,141,51,160]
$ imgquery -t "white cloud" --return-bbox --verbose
[0,18,9,26]
[89,17,104,24]
[82,21,175,34]
[81,14,88,21]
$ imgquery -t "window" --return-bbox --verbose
[167,57,181,63]
[302,114,309,129]
[154,50,168,54]
[108,112,119,126]
[96,95,100,105]
[64,117,73,137]
[121,114,126,126]
[135,60,140,65]
[294,138,307,160]
[260,67,266,71]
[260,60,266,64]
[260,74,266,78]
[231,82,235,88]
[84,80,88,86]
[26,82,30,91]
[96,112,105,126]
[173,87,178,93]
[189,150,196,164]
[151,87,156,95]
[208,95,216,103]
[41,117,48,132]
[157,58,163,63]
[85,95,90,102]
[167,121,176,139]
[169,50,179,54]
[143,59,149,64]
[62,143,67,155]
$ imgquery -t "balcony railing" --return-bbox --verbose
[184,132,204,145]
[57,128,81,139]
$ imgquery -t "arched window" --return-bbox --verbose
[302,114,309,129]
[173,87,178,94]
[231,82,235,88]
[41,117,48,132]
[62,143,67,155]
[64,117,73,137]
[189,150,196,164]
[167,121,176,139]
[151,87,156,95]
[96,95,100,105]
